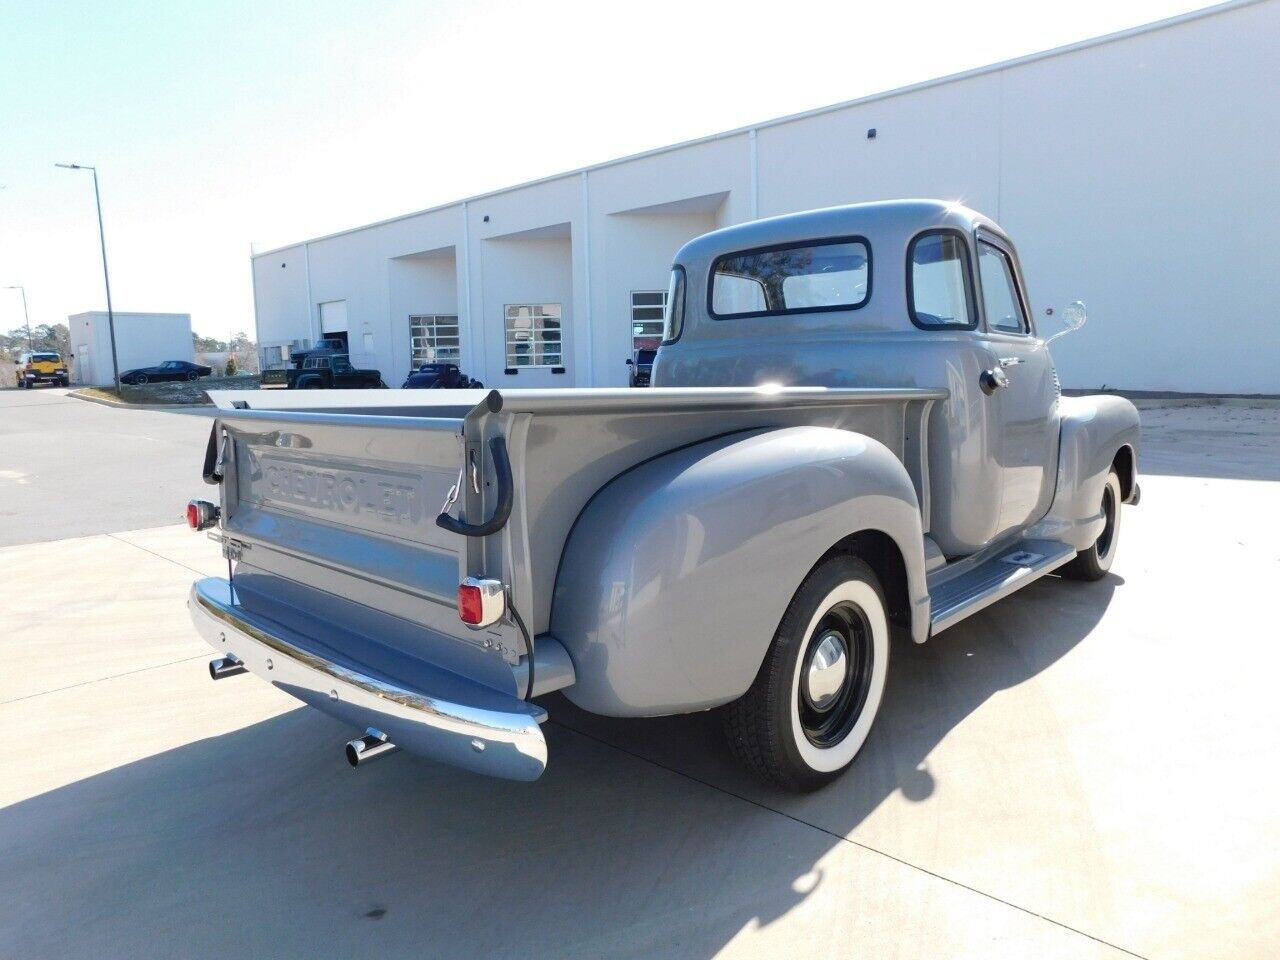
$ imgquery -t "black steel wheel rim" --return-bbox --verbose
[799,601,874,748]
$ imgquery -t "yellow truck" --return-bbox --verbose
[15,351,69,388]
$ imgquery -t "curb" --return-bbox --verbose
[67,389,211,412]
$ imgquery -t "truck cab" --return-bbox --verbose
[654,199,1128,561]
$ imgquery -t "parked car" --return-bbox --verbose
[186,200,1139,792]
[402,362,484,389]
[15,351,68,388]
[626,348,656,387]
[260,353,383,389]
[287,338,347,369]
[120,360,212,385]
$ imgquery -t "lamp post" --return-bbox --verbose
[55,163,120,393]
[2,285,31,350]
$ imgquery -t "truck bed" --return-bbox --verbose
[199,386,943,775]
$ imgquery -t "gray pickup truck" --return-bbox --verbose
[187,200,1139,792]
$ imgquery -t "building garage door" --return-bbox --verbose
[319,300,348,334]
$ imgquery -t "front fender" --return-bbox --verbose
[1030,394,1140,550]
[550,426,928,717]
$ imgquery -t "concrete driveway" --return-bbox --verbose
[1,391,1277,959]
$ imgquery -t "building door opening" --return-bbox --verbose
[318,300,349,350]
[74,343,91,385]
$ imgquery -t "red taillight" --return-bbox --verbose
[457,583,484,625]
[457,577,505,628]
[186,499,219,531]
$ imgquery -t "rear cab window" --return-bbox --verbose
[710,238,870,319]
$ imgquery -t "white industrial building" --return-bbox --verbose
[67,311,192,386]
[250,0,1278,395]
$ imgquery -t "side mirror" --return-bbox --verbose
[625,358,634,365]
[1045,300,1087,344]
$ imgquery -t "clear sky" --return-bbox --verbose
[0,0,1214,340]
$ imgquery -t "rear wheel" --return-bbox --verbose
[723,555,889,792]
[1060,469,1122,581]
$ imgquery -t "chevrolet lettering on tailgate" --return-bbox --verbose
[257,456,426,527]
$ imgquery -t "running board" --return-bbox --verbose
[928,540,1076,635]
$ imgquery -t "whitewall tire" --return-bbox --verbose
[1060,469,1122,582]
[723,555,890,792]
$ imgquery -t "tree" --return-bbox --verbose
[193,332,226,352]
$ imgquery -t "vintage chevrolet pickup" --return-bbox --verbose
[186,200,1139,792]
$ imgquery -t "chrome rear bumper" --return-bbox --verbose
[188,577,547,780]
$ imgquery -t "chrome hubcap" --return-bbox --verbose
[804,631,849,711]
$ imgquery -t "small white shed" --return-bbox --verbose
[67,312,193,386]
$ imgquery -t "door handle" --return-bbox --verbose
[998,356,1023,367]
[979,367,1009,395]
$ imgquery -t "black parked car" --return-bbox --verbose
[119,360,213,384]
[626,348,656,387]
[401,363,484,389]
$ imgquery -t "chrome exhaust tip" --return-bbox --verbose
[346,728,399,767]
[209,656,247,680]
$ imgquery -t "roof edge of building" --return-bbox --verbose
[249,0,1262,259]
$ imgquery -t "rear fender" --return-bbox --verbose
[550,426,928,717]
[1029,394,1140,550]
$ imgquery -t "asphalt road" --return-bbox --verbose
[0,388,214,546]
[1,392,1277,959]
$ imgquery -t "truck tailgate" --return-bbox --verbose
[210,407,522,681]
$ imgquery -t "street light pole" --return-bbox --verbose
[56,163,120,393]
[2,285,31,350]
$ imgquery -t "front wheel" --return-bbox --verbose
[1060,468,1122,581]
[723,555,889,792]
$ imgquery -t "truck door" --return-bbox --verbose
[974,231,1059,534]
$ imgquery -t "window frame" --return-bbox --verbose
[661,265,687,345]
[630,289,668,353]
[707,235,873,321]
[906,228,979,332]
[503,302,564,370]
[974,231,1033,337]
[409,314,461,366]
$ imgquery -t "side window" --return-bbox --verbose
[908,231,975,329]
[977,241,1029,334]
